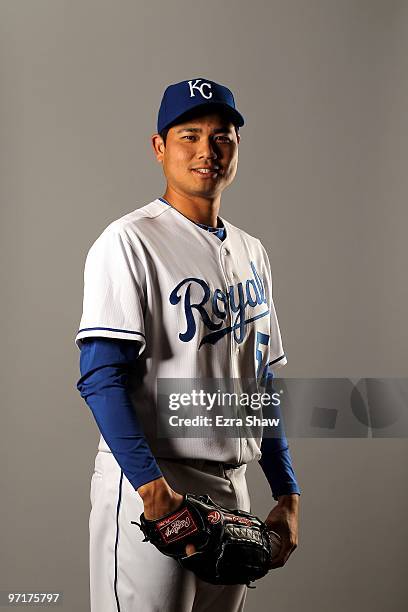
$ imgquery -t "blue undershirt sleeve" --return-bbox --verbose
[259,438,301,501]
[76,337,163,490]
[258,370,301,501]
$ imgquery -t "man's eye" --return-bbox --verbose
[216,136,231,142]
[182,135,196,141]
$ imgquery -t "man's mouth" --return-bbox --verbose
[191,167,221,178]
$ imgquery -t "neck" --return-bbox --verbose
[162,186,221,227]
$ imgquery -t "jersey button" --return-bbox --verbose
[223,247,230,255]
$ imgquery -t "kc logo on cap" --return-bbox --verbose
[188,79,213,100]
[157,77,245,134]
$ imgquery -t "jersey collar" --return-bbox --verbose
[158,197,227,242]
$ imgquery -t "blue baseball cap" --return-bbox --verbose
[157,77,245,134]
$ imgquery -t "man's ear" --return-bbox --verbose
[233,125,240,144]
[151,133,165,162]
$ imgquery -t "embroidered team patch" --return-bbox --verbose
[156,508,198,544]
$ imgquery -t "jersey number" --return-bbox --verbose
[255,331,270,387]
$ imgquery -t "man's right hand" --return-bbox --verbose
[137,477,196,556]
[137,477,184,520]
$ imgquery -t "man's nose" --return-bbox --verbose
[197,138,218,159]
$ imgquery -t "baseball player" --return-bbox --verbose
[76,77,300,612]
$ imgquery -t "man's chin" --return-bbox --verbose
[189,183,223,198]
[170,179,225,200]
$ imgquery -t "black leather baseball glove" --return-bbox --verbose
[132,493,281,587]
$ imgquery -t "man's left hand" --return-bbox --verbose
[264,493,299,569]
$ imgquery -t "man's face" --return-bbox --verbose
[153,111,240,199]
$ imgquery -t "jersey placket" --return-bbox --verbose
[218,240,244,464]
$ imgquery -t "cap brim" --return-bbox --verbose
[164,102,244,132]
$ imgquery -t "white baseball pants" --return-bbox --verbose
[89,451,251,612]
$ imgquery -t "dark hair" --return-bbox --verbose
[159,127,171,145]
[159,107,239,145]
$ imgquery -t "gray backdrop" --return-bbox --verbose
[1,1,407,610]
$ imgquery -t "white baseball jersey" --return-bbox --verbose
[76,198,287,465]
